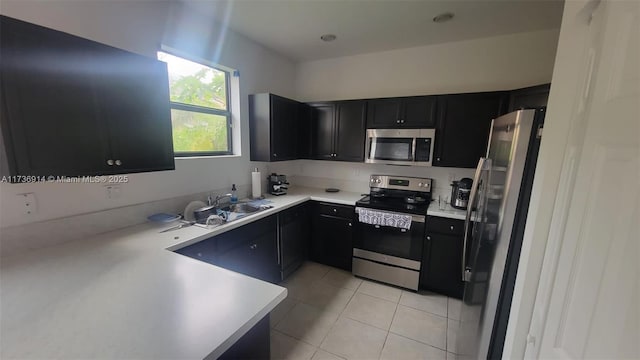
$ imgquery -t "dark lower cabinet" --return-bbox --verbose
[174,215,279,284]
[310,202,354,271]
[433,92,508,168]
[278,203,310,280]
[420,216,466,299]
[219,315,270,360]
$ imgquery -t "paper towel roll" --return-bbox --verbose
[251,168,262,199]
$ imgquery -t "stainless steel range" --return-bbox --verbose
[353,175,432,291]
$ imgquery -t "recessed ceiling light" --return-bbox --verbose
[433,12,454,23]
[320,34,337,42]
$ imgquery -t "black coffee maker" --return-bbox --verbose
[268,173,289,196]
[450,178,473,209]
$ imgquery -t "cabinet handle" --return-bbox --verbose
[437,157,441,161]
[115,159,122,166]
[396,120,400,124]
[250,243,258,250]
[348,222,352,227]
[273,153,277,157]
[333,208,337,213]
[197,252,203,257]
[107,159,114,166]
[426,236,431,240]
[450,225,454,231]
[400,119,405,124]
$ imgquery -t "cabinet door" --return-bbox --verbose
[402,96,437,127]
[217,226,279,283]
[508,83,551,112]
[421,232,464,299]
[271,95,298,161]
[94,46,174,174]
[297,103,313,159]
[174,237,218,264]
[309,103,335,160]
[434,93,506,168]
[334,100,366,162]
[279,204,309,279]
[312,214,354,271]
[0,16,111,177]
[366,98,401,128]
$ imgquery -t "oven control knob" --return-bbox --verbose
[418,182,424,187]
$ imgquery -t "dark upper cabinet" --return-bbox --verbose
[508,83,551,112]
[0,15,174,179]
[433,92,507,168]
[367,96,436,128]
[309,100,366,162]
[297,103,313,159]
[309,102,335,160]
[93,46,174,173]
[335,100,366,161]
[249,93,302,162]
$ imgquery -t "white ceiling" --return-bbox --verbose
[181,0,564,62]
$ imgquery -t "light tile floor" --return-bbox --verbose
[270,261,463,360]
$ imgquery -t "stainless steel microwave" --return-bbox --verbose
[365,129,436,166]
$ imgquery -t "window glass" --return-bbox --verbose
[158,51,231,156]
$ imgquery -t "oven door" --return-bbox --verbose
[354,212,425,261]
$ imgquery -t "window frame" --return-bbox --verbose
[159,50,233,157]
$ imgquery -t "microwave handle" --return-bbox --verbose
[411,138,417,161]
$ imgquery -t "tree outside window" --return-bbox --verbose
[158,51,232,156]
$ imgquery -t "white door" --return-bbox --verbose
[531,0,639,358]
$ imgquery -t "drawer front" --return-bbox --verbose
[427,216,465,236]
[217,216,277,253]
[316,202,354,219]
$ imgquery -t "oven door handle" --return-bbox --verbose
[355,207,425,223]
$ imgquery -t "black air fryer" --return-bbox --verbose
[451,178,473,209]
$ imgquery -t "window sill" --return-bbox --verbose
[174,154,241,160]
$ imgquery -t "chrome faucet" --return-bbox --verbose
[209,193,233,207]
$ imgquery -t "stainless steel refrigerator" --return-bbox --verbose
[457,108,545,359]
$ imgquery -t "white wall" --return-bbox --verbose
[284,29,559,193]
[295,29,559,101]
[0,0,296,228]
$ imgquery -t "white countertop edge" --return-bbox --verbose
[205,288,288,360]
[167,189,472,251]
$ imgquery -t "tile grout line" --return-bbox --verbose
[378,301,400,360]
[387,328,449,353]
[309,272,360,357]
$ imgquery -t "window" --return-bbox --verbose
[157,51,232,156]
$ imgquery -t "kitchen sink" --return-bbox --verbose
[223,203,262,214]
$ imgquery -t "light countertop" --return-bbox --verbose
[0,186,468,359]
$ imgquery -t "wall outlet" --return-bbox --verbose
[104,185,122,199]
[18,193,37,216]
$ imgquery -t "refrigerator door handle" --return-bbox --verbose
[462,157,489,282]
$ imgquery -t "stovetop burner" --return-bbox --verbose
[356,175,434,215]
[356,195,431,215]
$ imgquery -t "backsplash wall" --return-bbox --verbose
[268,160,475,200]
